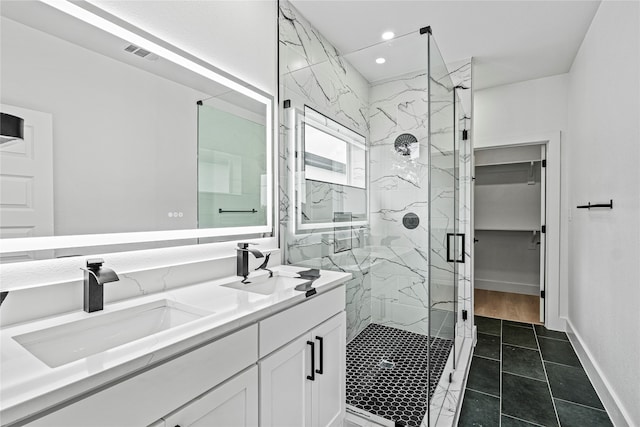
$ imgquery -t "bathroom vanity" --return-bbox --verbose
[0,266,350,427]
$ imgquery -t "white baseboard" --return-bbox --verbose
[475,278,539,295]
[565,319,633,427]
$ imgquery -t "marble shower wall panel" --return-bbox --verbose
[369,71,430,247]
[448,60,472,115]
[279,2,369,136]
[368,70,432,334]
[370,249,431,336]
[278,0,371,341]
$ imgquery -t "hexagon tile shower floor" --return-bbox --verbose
[346,324,453,426]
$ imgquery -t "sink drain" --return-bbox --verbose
[379,359,395,369]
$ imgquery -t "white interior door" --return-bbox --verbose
[0,104,53,262]
[540,145,547,323]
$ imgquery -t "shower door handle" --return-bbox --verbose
[446,233,466,263]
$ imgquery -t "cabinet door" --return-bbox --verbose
[260,335,313,427]
[311,312,346,427]
[162,366,258,427]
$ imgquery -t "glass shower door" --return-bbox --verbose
[427,30,459,424]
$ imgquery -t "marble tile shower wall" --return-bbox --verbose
[278,0,372,342]
[368,71,432,335]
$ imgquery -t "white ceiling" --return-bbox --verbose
[290,0,601,90]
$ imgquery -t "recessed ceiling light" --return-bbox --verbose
[375,57,386,64]
[382,31,394,40]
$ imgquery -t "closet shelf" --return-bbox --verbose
[475,159,541,168]
[475,227,541,232]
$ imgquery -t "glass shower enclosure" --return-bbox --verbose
[278,2,471,424]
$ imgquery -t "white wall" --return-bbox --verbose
[566,1,640,425]
[0,2,277,292]
[474,73,568,143]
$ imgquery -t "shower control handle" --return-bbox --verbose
[307,341,315,381]
[315,336,324,375]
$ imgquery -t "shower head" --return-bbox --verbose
[394,133,417,156]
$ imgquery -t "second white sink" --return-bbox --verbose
[13,299,210,368]
[222,275,310,296]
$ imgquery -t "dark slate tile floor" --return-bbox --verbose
[459,316,613,427]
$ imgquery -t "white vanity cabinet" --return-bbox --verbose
[259,286,346,427]
[154,366,259,427]
[26,325,258,427]
[20,283,347,427]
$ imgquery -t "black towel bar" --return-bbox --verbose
[576,200,613,209]
[218,208,257,213]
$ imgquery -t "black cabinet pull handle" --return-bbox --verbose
[315,336,324,375]
[306,341,315,381]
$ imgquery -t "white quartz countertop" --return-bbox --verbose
[0,265,351,425]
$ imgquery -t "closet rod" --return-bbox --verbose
[576,200,613,209]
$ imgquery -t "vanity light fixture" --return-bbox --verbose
[0,113,24,144]
[382,31,395,40]
[375,57,386,64]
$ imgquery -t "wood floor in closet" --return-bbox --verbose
[474,289,541,324]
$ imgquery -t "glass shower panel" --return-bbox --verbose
[427,31,458,422]
[454,88,470,365]
[342,32,435,426]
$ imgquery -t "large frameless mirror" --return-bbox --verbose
[0,0,274,263]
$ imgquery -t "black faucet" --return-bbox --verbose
[81,258,119,313]
[256,253,274,278]
[237,243,264,283]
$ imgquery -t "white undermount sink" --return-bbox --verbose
[222,274,311,295]
[13,299,211,368]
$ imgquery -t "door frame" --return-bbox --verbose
[473,131,564,331]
